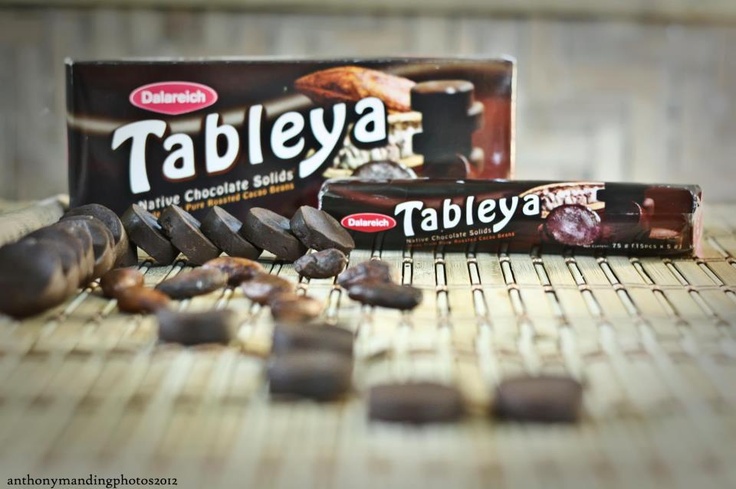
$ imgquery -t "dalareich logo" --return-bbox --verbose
[129,81,217,115]
[341,213,397,233]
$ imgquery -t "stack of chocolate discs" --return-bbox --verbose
[411,80,485,178]
[0,203,132,317]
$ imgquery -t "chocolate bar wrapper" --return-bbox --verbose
[319,179,702,256]
[66,57,514,220]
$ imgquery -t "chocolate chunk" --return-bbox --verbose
[157,309,236,345]
[200,206,262,260]
[0,240,68,317]
[269,294,324,323]
[368,382,464,424]
[352,160,417,180]
[293,248,347,279]
[544,204,602,246]
[240,273,294,305]
[159,205,221,265]
[241,207,306,261]
[336,260,392,288]
[267,351,352,401]
[202,256,265,286]
[116,287,171,314]
[290,206,355,254]
[58,215,116,279]
[99,268,144,299]
[155,268,228,299]
[494,376,583,423]
[64,203,135,267]
[121,204,178,265]
[347,282,422,310]
[271,323,353,357]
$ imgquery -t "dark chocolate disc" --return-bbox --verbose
[241,207,306,262]
[0,240,68,317]
[199,206,262,260]
[121,204,178,265]
[290,206,355,254]
[158,205,221,266]
[58,215,116,278]
[64,203,134,267]
[28,225,90,287]
[544,204,601,246]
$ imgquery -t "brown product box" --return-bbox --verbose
[66,57,515,219]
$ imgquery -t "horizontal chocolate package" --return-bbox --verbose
[66,57,514,219]
[319,179,702,256]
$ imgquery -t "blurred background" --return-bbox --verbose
[1,1,735,201]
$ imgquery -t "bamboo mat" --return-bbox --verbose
[1,204,736,489]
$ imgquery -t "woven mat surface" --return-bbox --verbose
[1,204,736,489]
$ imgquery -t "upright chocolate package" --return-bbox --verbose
[319,179,703,256]
[66,58,514,219]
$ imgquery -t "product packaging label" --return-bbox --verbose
[319,179,702,256]
[66,58,514,219]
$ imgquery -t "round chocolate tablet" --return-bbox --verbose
[58,215,116,279]
[116,287,171,314]
[240,273,294,305]
[157,309,236,345]
[271,323,353,357]
[121,204,178,265]
[99,268,144,299]
[352,160,417,180]
[267,351,353,401]
[0,240,68,317]
[22,237,80,297]
[155,267,228,299]
[242,207,306,262]
[368,382,465,424]
[269,294,324,323]
[159,206,221,266]
[202,256,265,286]
[64,203,135,267]
[290,206,355,254]
[200,206,262,260]
[27,225,90,288]
[49,221,96,285]
[544,204,602,246]
[336,260,392,289]
[494,376,583,423]
[294,248,347,279]
[347,282,423,310]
